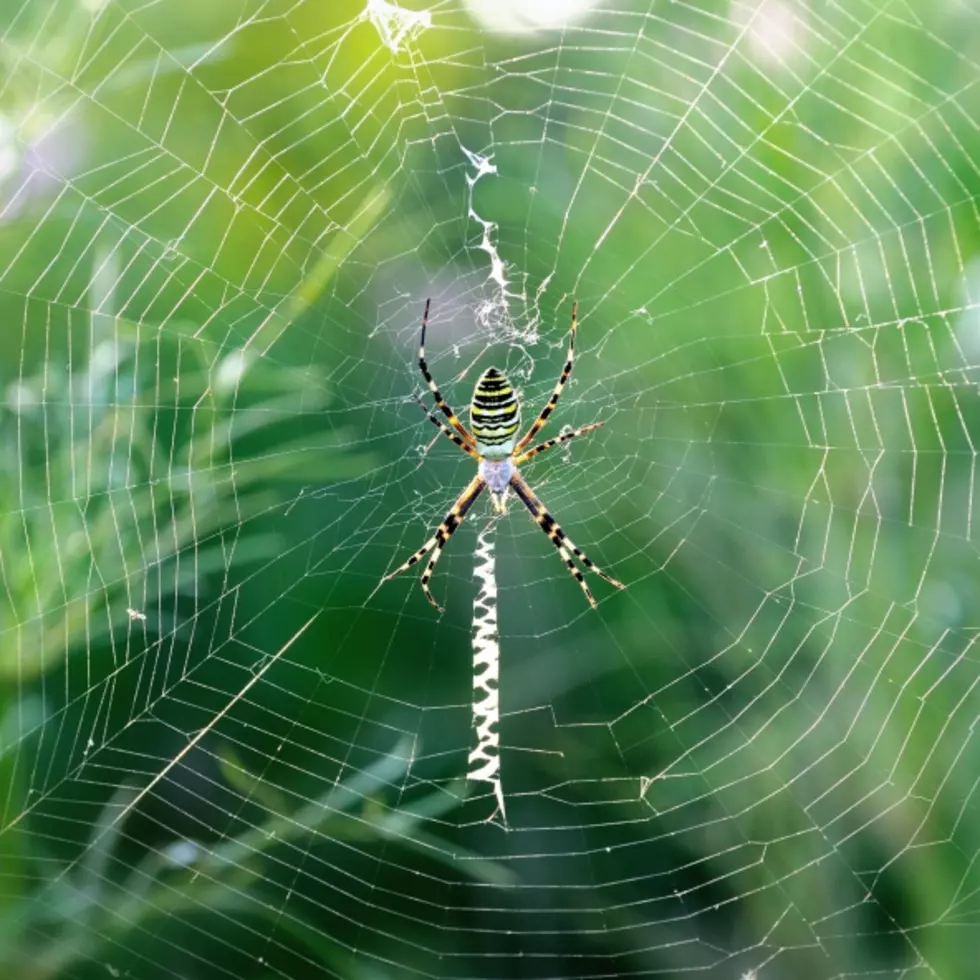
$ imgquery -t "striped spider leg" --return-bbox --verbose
[506,305,622,605]
[385,299,624,611]
[512,301,578,454]
[418,298,476,447]
[513,422,605,465]
[509,470,624,609]
[383,475,486,613]
[385,302,482,610]
[413,394,481,461]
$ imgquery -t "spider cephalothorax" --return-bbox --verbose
[383,300,625,612]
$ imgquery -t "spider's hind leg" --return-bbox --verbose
[417,299,475,446]
[513,301,579,453]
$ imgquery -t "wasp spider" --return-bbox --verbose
[383,300,625,612]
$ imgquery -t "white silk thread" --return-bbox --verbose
[467,517,507,824]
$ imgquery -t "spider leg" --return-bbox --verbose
[509,470,624,609]
[513,421,604,465]
[413,394,482,461]
[418,299,476,446]
[383,475,486,612]
[514,301,578,453]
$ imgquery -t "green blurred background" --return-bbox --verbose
[1,0,979,977]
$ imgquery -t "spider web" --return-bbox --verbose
[1,0,979,977]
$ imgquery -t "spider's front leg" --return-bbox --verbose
[509,470,624,608]
[383,475,486,612]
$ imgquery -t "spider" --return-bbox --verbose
[383,299,626,613]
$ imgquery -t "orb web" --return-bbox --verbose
[0,1,978,978]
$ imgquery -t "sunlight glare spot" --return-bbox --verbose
[733,0,804,67]
[465,0,601,33]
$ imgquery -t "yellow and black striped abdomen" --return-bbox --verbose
[470,367,520,457]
